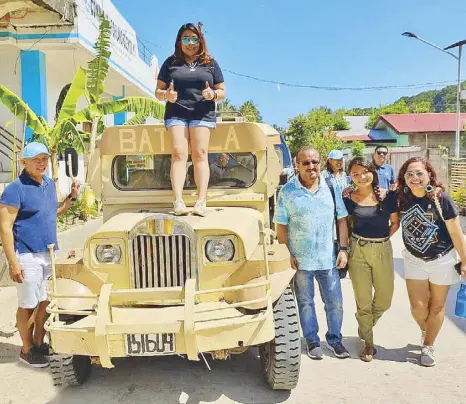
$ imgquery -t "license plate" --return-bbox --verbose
[125,333,175,356]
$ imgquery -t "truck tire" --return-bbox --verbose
[50,354,91,387]
[259,286,300,390]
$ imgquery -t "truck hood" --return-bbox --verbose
[92,207,264,259]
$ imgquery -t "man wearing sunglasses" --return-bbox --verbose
[274,147,350,361]
[373,146,396,190]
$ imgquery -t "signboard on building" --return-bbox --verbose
[76,0,138,64]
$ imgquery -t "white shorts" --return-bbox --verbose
[16,252,52,309]
[403,249,461,286]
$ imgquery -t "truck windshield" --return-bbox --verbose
[113,153,256,190]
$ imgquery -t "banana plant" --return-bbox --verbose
[85,14,111,153]
[0,68,88,186]
[73,97,164,124]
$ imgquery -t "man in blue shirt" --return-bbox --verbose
[274,147,350,360]
[0,142,80,367]
[373,146,396,190]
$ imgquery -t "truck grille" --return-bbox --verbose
[131,235,193,288]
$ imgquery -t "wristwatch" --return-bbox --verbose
[213,90,218,100]
[339,246,350,253]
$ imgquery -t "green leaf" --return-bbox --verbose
[125,112,149,125]
[74,97,165,122]
[0,84,46,134]
[57,68,87,122]
[86,14,111,104]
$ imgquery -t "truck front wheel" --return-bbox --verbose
[50,354,91,387]
[259,286,301,390]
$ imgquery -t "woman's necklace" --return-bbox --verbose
[187,60,198,71]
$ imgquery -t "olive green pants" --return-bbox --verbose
[348,239,395,345]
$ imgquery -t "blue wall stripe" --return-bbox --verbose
[21,50,47,141]
[113,95,127,125]
[0,30,154,96]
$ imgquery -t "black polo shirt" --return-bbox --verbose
[158,56,224,122]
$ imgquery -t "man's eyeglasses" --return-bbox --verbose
[300,160,320,167]
[376,151,388,156]
[404,171,427,180]
[182,37,199,45]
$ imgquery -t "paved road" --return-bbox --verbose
[0,226,465,404]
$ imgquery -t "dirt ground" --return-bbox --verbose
[0,230,465,404]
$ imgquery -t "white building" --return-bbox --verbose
[0,0,160,192]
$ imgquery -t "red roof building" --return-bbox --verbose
[373,113,466,153]
[377,113,466,134]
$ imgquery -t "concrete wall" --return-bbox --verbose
[428,148,449,190]
[408,133,455,155]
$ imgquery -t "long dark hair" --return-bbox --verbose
[173,23,212,65]
[347,157,383,209]
[397,157,444,211]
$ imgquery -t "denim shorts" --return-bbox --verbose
[165,118,216,129]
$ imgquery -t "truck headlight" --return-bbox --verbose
[95,245,122,264]
[205,239,235,262]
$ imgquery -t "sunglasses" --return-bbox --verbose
[404,171,427,180]
[376,151,388,156]
[181,37,199,45]
[300,160,320,167]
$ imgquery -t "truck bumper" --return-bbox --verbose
[45,279,275,368]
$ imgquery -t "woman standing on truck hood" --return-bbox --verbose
[156,23,225,216]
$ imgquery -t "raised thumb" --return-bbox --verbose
[205,81,210,89]
[169,80,174,90]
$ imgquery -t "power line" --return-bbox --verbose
[222,68,457,92]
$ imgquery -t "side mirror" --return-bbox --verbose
[64,147,78,179]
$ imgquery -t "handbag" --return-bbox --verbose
[325,177,348,279]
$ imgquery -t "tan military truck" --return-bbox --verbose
[45,118,300,390]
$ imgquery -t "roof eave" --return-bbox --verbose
[31,0,75,23]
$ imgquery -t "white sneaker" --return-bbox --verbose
[420,345,436,367]
[192,199,207,217]
[173,200,189,216]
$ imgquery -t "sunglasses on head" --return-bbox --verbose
[181,36,199,45]
[377,151,388,156]
[300,160,320,167]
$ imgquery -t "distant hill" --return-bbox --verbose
[345,81,466,116]
[397,82,465,113]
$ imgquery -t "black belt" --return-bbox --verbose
[351,235,389,247]
[418,246,454,262]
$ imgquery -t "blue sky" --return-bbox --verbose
[113,0,466,127]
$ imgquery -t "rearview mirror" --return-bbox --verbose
[64,147,78,179]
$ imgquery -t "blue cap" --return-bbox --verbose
[327,149,344,160]
[22,142,50,159]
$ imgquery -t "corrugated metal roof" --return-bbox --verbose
[378,113,466,134]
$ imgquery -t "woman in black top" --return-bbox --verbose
[156,23,225,216]
[344,157,400,362]
[397,157,466,367]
